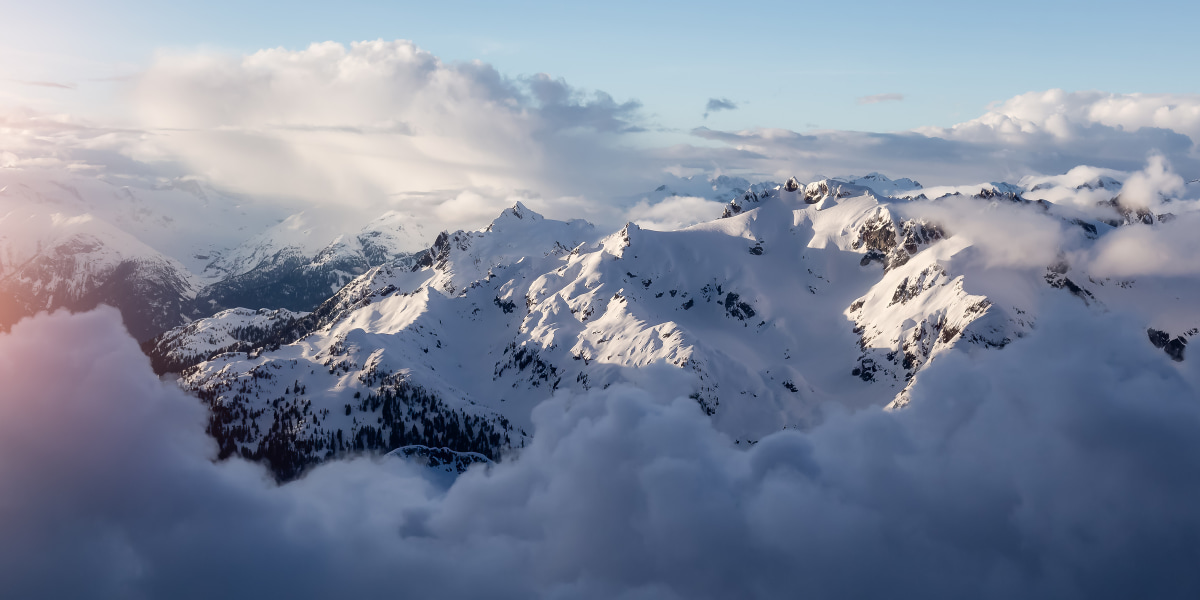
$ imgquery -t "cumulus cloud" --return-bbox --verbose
[899,193,1069,269]
[127,40,654,233]
[7,45,1200,249]
[1118,153,1186,211]
[857,93,904,105]
[949,89,1200,144]
[703,98,737,119]
[2,305,1199,599]
[690,89,1200,187]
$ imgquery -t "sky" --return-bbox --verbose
[2,0,1200,254]
[4,0,1200,137]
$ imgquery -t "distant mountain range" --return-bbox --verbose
[4,169,1195,480]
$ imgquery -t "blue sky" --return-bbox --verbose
[4,0,1199,135]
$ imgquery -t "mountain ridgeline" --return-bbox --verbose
[0,185,425,341]
[133,173,1199,480]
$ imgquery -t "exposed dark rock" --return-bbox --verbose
[388,445,492,473]
[1148,328,1171,348]
[1071,219,1099,238]
[1149,328,1187,361]
[1166,337,1188,362]
[1045,267,1095,304]
[855,214,896,253]
[803,181,829,204]
[974,188,1026,203]
[723,292,755,320]
[494,297,517,314]
[853,213,942,272]
[720,189,770,219]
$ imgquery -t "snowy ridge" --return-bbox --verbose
[0,200,200,340]
[644,174,779,205]
[5,166,1191,480]
[142,307,308,373]
[142,170,1200,480]
[0,171,279,275]
[193,207,430,314]
[0,173,436,338]
[162,205,600,478]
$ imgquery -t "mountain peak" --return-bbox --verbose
[507,201,540,220]
[486,202,545,232]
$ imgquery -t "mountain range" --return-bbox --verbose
[4,168,1196,480]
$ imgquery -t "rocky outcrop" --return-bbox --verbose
[1148,328,1192,362]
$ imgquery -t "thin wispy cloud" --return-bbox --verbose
[10,80,76,90]
[858,93,904,105]
[703,97,738,119]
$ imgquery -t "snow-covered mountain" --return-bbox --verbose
[0,200,200,341]
[194,209,430,315]
[0,172,430,340]
[144,171,1200,480]
[642,174,780,204]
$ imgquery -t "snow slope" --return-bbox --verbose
[145,170,1200,479]
[0,199,200,340]
[0,170,435,339]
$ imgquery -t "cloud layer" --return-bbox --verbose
[128,40,651,231]
[124,45,1200,233]
[690,90,1200,186]
[2,304,1198,599]
[4,41,1200,251]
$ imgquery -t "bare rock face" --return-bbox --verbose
[803,181,830,204]
[721,189,773,218]
[1148,328,1189,362]
[784,177,801,192]
[1148,328,1171,348]
[852,212,944,272]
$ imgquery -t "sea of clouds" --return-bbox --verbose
[1,294,1198,599]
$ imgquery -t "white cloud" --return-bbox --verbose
[899,194,1068,269]
[6,44,1200,257]
[625,195,727,231]
[2,306,1199,598]
[1118,153,1186,210]
[128,40,650,234]
[691,90,1200,188]
[121,44,1200,238]
[948,89,1200,144]
[1090,211,1200,277]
